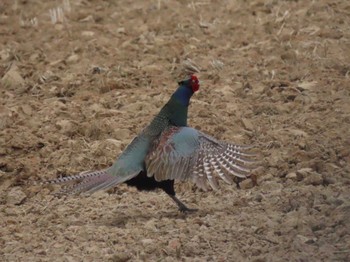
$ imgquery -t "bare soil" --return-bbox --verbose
[1,0,349,261]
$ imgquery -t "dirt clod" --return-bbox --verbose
[304,172,324,186]
[239,178,254,189]
[6,187,27,205]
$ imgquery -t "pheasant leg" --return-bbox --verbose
[169,195,197,213]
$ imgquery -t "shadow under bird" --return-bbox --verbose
[42,75,256,212]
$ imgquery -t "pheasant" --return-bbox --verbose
[42,75,255,212]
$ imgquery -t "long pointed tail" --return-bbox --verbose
[40,169,110,185]
[40,168,140,195]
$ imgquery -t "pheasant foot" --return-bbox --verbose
[169,195,198,213]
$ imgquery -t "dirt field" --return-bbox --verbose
[1,0,349,261]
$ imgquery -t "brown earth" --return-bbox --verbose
[1,0,350,261]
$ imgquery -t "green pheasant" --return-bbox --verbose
[43,75,255,212]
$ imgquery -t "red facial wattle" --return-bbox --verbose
[191,75,200,92]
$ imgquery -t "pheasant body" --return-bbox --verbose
[42,75,255,212]
[65,77,198,194]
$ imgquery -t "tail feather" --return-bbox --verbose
[55,174,106,195]
[41,169,109,185]
[42,168,140,195]
[68,174,115,195]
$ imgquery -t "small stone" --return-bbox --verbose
[21,104,33,116]
[214,85,234,96]
[268,151,281,167]
[261,181,283,192]
[304,172,323,186]
[241,118,254,131]
[29,52,40,62]
[56,119,77,136]
[311,223,326,232]
[142,64,163,74]
[81,31,95,37]
[297,81,317,91]
[296,168,313,180]
[318,29,343,39]
[163,257,176,262]
[326,196,344,207]
[117,27,125,34]
[0,105,12,129]
[7,187,27,205]
[0,175,13,192]
[192,218,204,226]
[1,65,25,89]
[239,179,254,189]
[141,239,154,246]
[66,54,79,64]
[322,174,336,185]
[288,129,308,137]
[114,129,130,141]
[333,204,350,224]
[89,103,104,113]
[168,238,181,250]
[141,239,156,253]
[254,193,263,202]
[106,139,122,147]
[286,172,298,181]
[281,51,297,63]
[79,15,94,22]
[54,24,64,30]
[49,59,64,67]
[144,219,157,232]
[284,212,299,228]
[36,249,47,255]
[110,253,130,262]
[257,173,273,184]
[0,49,11,61]
[296,234,315,244]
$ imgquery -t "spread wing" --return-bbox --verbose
[145,127,256,191]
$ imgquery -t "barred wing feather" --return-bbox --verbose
[145,127,256,191]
